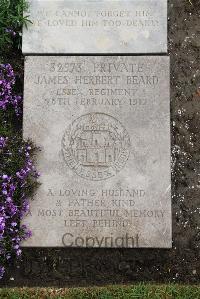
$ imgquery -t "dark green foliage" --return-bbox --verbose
[0,0,31,51]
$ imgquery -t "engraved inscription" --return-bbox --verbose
[22,1,167,53]
[62,113,131,181]
[22,56,171,248]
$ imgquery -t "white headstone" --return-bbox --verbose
[22,56,171,248]
[23,0,167,54]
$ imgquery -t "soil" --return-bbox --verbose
[1,0,200,287]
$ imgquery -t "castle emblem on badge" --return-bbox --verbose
[62,113,131,181]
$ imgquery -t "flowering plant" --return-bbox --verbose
[0,138,39,279]
[0,64,22,116]
[0,64,39,279]
[0,0,31,50]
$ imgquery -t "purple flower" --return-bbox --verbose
[21,225,32,239]
[6,197,12,203]
[0,64,22,116]
[0,266,5,279]
[0,137,8,149]
[16,249,22,256]
[5,28,16,37]
[0,216,5,231]
[0,137,39,279]
[20,199,30,218]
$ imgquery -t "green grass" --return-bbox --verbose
[0,284,200,299]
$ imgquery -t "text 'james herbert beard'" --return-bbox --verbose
[62,233,139,248]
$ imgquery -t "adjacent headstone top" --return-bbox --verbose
[22,0,167,54]
[22,56,171,248]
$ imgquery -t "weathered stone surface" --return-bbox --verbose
[22,56,171,248]
[22,0,167,54]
